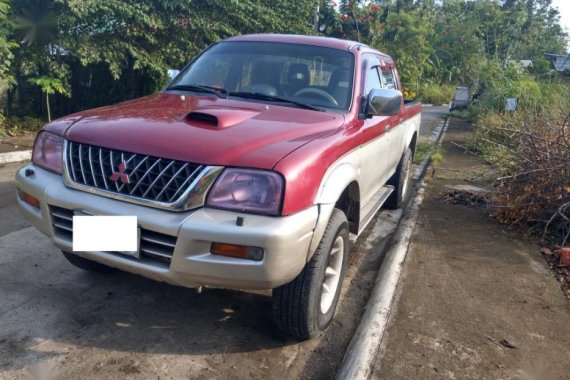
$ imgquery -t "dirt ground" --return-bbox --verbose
[0,108,446,380]
[0,135,34,154]
[373,118,570,380]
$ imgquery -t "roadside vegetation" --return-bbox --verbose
[416,84,454,105]
[465,71,570,247]
[413,141,443,166]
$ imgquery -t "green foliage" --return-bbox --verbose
[5,0,316,119]
[319,0,384,47]
[472,69,570,118]
[528,58,552,74]
[413,140,444,165]
[428,0,485,84]
[27,74,71,120]
[467,73,570,241]
[1,0,568,121]
[0,0,16,119]
[417,84,454,105]
[468,73,570,174]
[61,0,315,80]
[381,11,433,85]
[0,0,15,80]
[27,75,69,96]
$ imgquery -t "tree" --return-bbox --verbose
[6,0,316,119]
[381,11,433,86]
[0,0,15,86]
[429,0,485,84]
[319,0,384,47]
[27,75,69,121]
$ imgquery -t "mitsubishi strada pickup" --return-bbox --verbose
[16,34,421,340]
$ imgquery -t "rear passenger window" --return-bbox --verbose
[380,69,397,90]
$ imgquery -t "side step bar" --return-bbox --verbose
[358,185,394,235]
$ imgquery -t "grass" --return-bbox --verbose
[447,109,471,120]
[414,141,444,165]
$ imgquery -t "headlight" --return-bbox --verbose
[206,168,284,216]
[32,131,64,174]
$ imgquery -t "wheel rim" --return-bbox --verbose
[320,235,344,314]
[401,155,412,199]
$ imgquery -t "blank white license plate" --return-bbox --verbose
[72,212,140,257]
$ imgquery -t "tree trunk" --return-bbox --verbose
[46,93,51,122]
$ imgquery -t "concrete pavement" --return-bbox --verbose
[372,118,570,380]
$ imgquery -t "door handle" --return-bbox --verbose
[385,125,391,132]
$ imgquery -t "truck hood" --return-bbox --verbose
[48,93,345,169]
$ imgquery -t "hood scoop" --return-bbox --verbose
[186,111,218,126]
[184,107,261,129]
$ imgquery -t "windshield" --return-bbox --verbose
[168,41,355,112]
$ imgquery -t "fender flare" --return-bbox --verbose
[307,162,359,259]
[315,162,359,205]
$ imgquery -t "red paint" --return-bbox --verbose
[225,34,363,51]
[48,94,345,170]
[43,34,421,216]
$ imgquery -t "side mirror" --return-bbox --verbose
[364,88,403,117]
[167,69,180,80]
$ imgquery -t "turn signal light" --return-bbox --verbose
[18,190,40,208]
[210,242,264,261]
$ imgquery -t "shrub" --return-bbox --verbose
[1,115,45,136]
[402,86,417,100]
[491,110,570,246]
[417,84,454,105]
[469,74,570,245]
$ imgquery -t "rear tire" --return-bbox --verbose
[385,147,413,210]
[272,209,349,340]
[61,251,116,274]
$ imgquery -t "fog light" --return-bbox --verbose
[18,190,40,208]
[210,242,264,261]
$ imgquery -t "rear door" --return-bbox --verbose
[358,55,394,207]
[379,64,405,171]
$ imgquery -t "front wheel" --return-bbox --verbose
[385,147,413,209]
[272,209,349,340]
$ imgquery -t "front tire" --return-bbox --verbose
[61,251,116,274]
[272,209,349,340]
[385,147,413,209]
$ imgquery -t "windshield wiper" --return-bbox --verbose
[165,84,228,98]
[229,92,325,112]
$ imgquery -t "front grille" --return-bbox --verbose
[50,206,177,264]
[65,141,204,205]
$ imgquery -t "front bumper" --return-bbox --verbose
[15,164,318,290]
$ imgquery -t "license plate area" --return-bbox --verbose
[73,210,141,258]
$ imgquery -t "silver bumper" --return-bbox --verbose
[15,164,318,290]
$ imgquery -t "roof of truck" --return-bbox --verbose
[224,33,369,52]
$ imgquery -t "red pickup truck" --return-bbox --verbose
[16,34,421,340]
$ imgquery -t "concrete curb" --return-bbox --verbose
[0,150,32,165]
[336,117,449,380]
